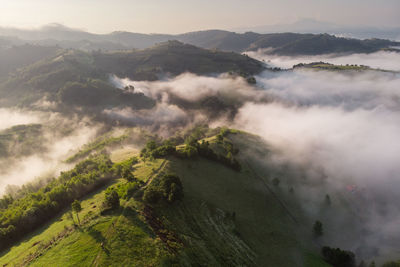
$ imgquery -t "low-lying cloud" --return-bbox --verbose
[0,114,101,195]
[111,56,400,259]
[246,50,400,71]
[0,108,41,130]
[1,50,399,260]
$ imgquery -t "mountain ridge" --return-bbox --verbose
[1,25,399,55]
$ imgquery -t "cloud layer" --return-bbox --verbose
[247,50,400,71]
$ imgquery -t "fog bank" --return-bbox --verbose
[246,50,400,71]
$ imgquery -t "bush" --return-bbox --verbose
[321,246,356,267]
[313,220,323,237]
[104,189,120,210]
[183,145,198,158]
[383,261,400,267]
[161,174,184,203]
[143,174,183,204]
[143,187,162,204]
[122,167,135,182]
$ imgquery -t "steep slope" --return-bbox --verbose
[0,130,331,266]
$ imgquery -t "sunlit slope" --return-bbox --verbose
[0,158,170,266]
[0,131,332,266]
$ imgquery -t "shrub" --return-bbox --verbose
[143,187,162,204]
[104,189,120,210]
[383,261,400,267]
[321,246,356,267]
[143,174,183,204]
[313,220,323,237]
[161,174,184,203]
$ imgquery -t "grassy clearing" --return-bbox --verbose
[110,146,139,163]
[132,158,166,182]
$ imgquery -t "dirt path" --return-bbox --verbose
[143,159,168,187]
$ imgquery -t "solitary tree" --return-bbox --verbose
[71,200,82,226]
[313,220,323,237]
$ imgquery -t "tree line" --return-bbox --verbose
[0,154,115,251]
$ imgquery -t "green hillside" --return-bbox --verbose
[0,129,333,266]
[0,41,263,110]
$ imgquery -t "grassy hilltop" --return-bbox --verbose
[0,128,335,266]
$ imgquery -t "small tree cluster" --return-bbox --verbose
[313,220,323,237]
[322,246,356,267]
[143,174,183,204]
[140,140,176,160]
[104,189,120,210]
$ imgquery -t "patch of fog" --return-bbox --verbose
[0,118,100,195]
[110,73,275,112]
[103,103,189,125]
[256,69,400,110]
[111,65,400,257]
[110,73,255,102]
[234,102,400,188]
[0,108,41,130]
[246,50,400,71]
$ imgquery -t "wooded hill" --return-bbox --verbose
[1,24,399,55]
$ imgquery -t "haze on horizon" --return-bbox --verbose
[0,0,399,34]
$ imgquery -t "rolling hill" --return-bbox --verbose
[0,41,263,111]
[0,128,335,266]
[1,24,399,55]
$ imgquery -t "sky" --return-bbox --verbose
[0,0,399,34]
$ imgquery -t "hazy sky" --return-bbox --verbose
[0,0,399,34]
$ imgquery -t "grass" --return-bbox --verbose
[66,133,129,163]
[160,156,303,266]
[0,176,169,266]
[31,199,168,267]
[0,179,119,266]
[110,146,139,163]
[1,131,339,266]
[304,252,332,267]
[132,158,166,182]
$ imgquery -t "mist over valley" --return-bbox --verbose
[1,4,400,266]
